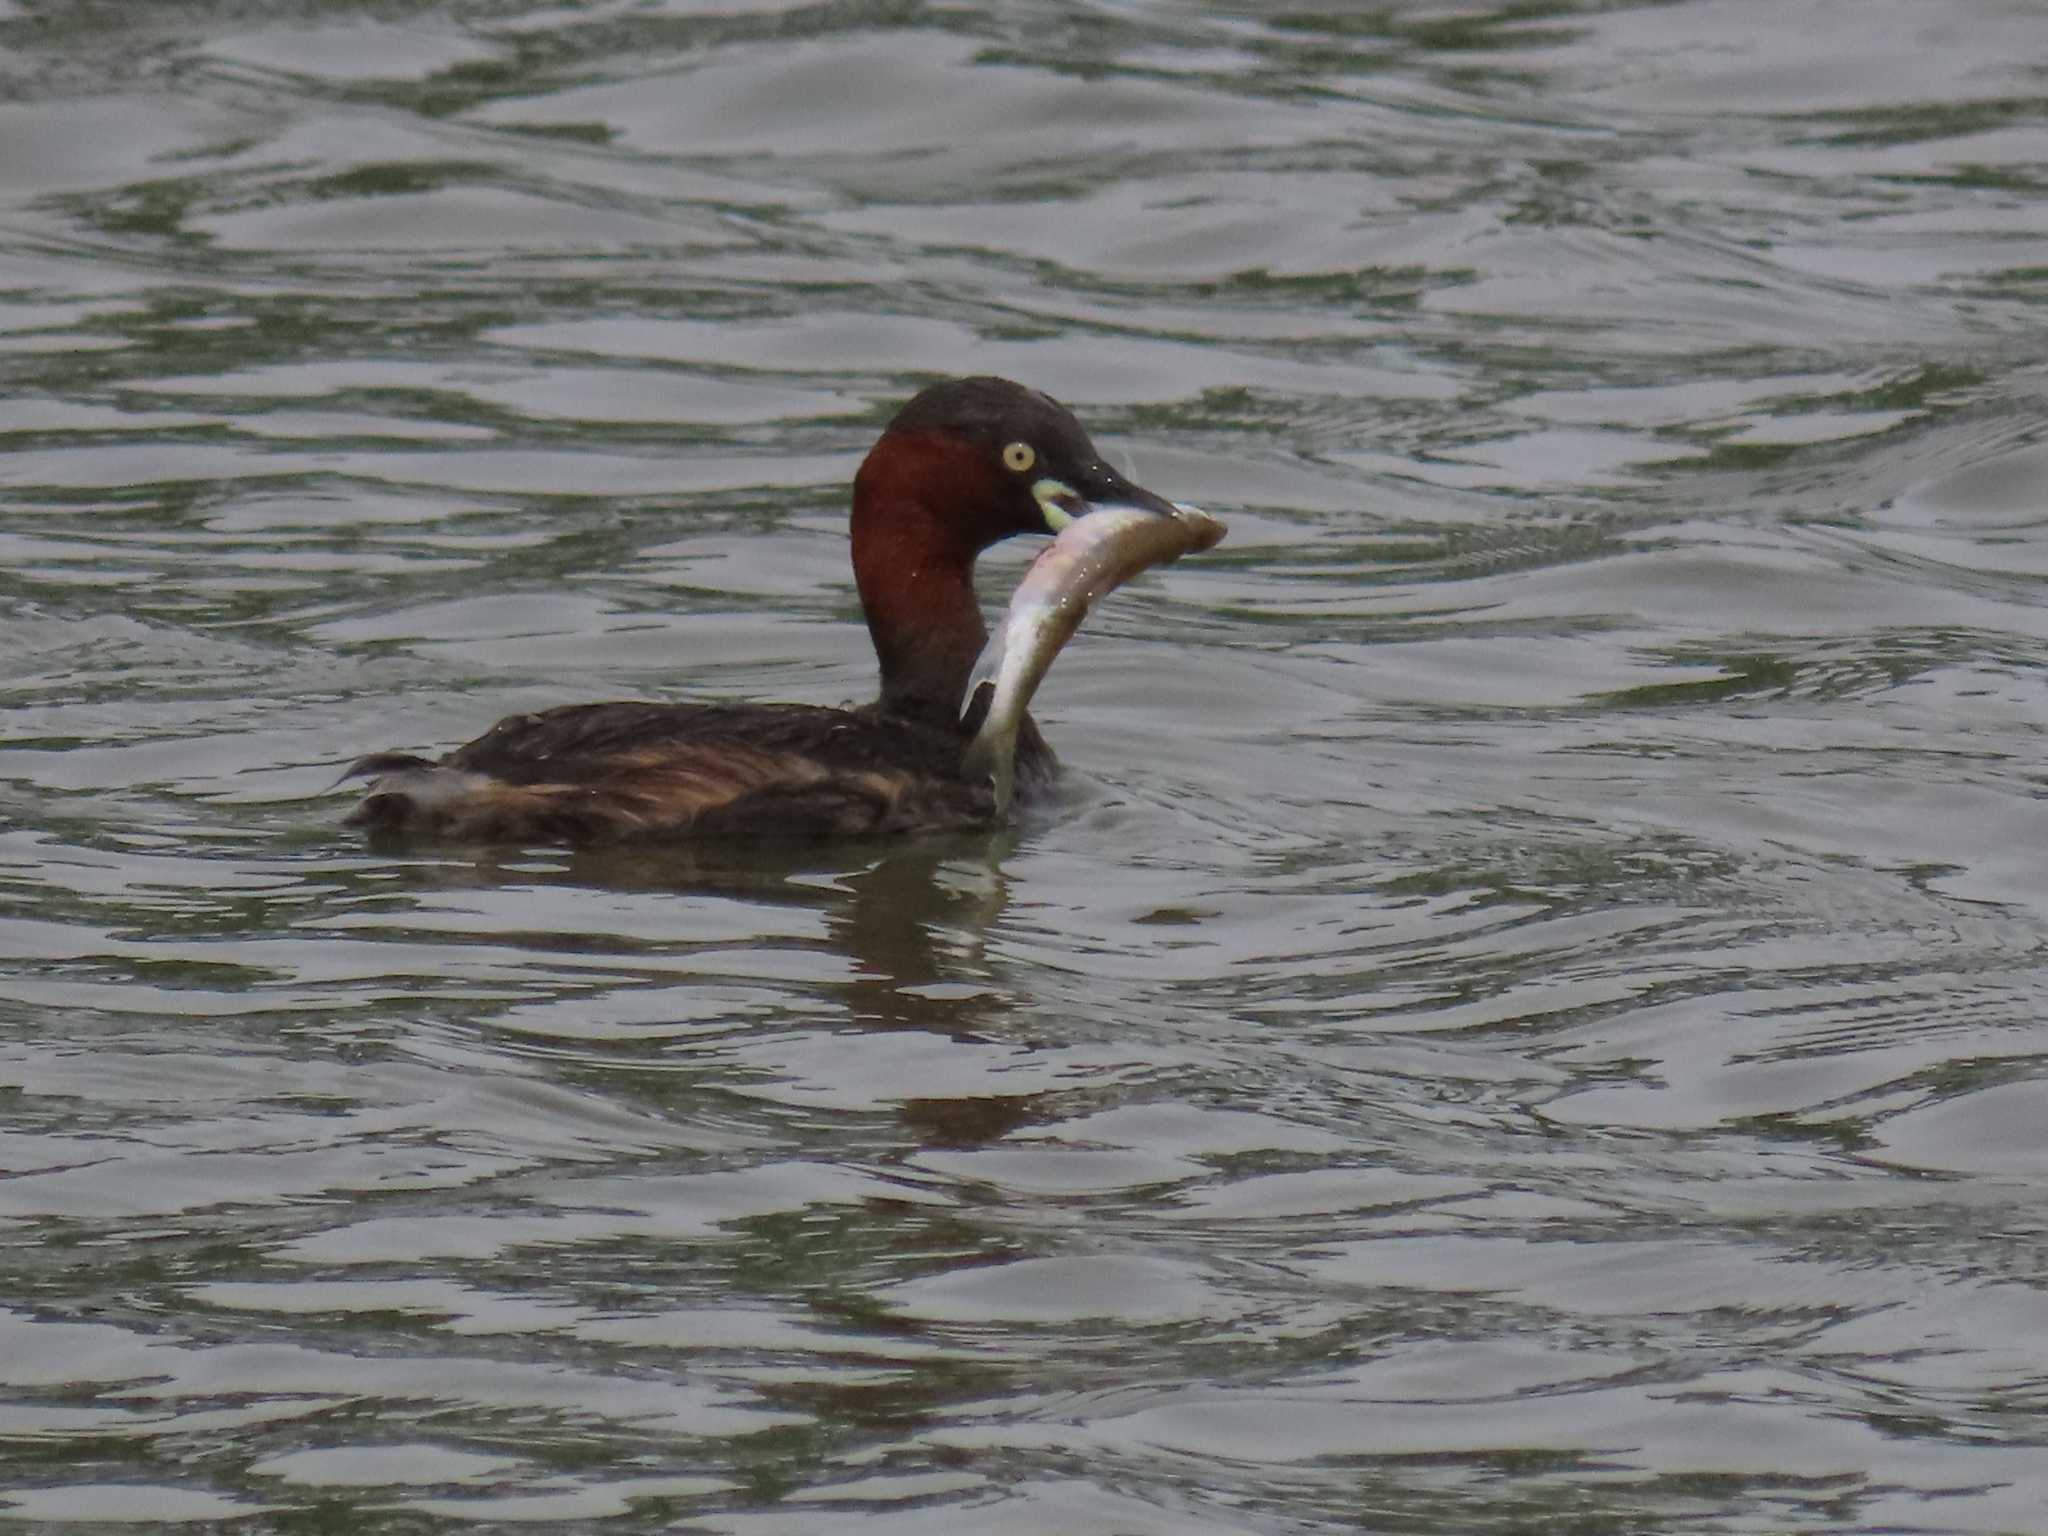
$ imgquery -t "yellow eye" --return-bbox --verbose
[1001,441,1036,473]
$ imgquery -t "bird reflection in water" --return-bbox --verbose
[384,834,1049,1151]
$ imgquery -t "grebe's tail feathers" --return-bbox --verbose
[336,752,435,786]
[342,762,502,834]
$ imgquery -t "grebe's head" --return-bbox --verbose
[855,376,1178,552]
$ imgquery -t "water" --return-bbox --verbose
[4,1,2047,1530]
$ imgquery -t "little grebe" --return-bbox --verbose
[344,376,1192,843]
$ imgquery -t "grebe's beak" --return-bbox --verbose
[1031,466,1180,533]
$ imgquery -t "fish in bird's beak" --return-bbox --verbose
[1029,461,1184,534]
[964,499,1227,812]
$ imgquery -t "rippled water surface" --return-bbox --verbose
[6,1,2048,1530]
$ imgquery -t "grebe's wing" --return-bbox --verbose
[344,701,993,842]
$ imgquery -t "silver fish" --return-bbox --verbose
[962,501,1227,812]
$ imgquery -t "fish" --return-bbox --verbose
[961,500,1228,812]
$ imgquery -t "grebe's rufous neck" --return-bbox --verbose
[344,375,1191,844]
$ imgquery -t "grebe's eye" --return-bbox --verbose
[1001,441,1036,473]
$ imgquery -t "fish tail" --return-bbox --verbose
[960,732,1018,816]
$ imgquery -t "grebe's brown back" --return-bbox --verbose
[344,376,1195,843]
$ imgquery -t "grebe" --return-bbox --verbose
[344,376,1203,843]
